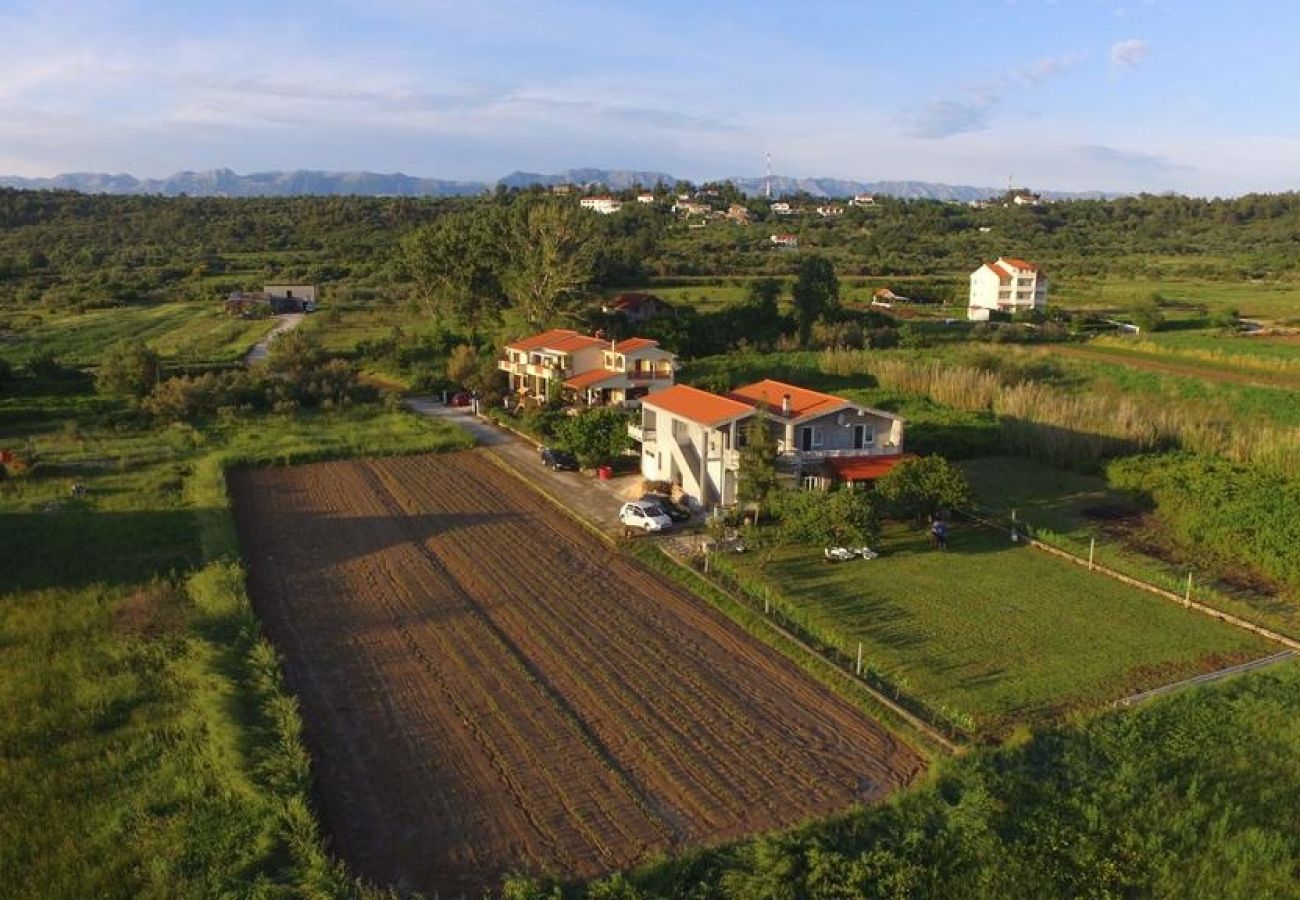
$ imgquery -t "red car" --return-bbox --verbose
[450,392,472,407]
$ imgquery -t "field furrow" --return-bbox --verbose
[230,450,924,897]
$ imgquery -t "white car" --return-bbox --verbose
[619,501,673,533]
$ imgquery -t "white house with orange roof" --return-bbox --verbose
[632,378,909,504]
[968,257,1048,320]
[499,329,675,407]
[727,379,907,490]
[634,385,756,508]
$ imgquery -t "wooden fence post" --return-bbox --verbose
[856,642,863,676]
[1185,571,1193,607]
[1089,537,1096,571]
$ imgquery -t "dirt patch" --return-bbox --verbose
[113,581,187,639]
[1086,507,1286,603]
[229,451,923,897]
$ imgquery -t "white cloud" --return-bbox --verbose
[1110,38,1150,70]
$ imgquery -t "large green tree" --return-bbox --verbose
[502,200,597,328]
[400,207,506,332]
[790,254,840,346]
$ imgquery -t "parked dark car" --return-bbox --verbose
[450,391,472,407]
[640,492,691,523]
[539,447,579,471]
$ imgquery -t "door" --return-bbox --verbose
[801,426,813,451]
[853,424,865,450]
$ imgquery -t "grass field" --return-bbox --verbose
[0,382,470,897]
[1052,276,1300,320]
[725,521,1269,737]
[961,456,1300,637]
[0,302,277,366]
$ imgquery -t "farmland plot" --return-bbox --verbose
[229,452,922,897]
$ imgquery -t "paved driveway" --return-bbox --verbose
[405,397,636,533]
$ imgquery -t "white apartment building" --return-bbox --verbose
[580,195,622,214]
[499,329,675,406]
[968,257,1048,320]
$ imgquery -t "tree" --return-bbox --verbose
[738,277,786,348]
[791,255,839,346]
[401,207,506,332]
[503,200,597,327]
[554,407,630,468]
[773,487,881,548]
[446,344,479,388]
[876,455,972,521]
[96,340,161,400]
[737,416,780,522]
[1129,297,1166,334]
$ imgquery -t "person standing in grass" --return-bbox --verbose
[930,517,948,551]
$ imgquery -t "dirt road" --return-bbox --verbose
[1052,344,1300,390]
[242,313,304,365]
[230,451,922,897]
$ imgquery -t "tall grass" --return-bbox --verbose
[820,349,1300,476]
[1093,335,1300,377]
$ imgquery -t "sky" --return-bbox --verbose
[2,0,1298,195]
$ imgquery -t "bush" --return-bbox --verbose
[96,340,162,400]
[554,407,630,468]
[876,454,972,520]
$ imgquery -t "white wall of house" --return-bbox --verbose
[636,407,748,508]
[968,259,1047,319]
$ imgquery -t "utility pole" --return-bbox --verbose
[765,151,772,200]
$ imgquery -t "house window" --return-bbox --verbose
[853,425,874,449]
[800,426,823,451]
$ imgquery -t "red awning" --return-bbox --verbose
[825,453,913,481]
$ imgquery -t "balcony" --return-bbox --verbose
[722,448,740,470]
[525,363,567,379]
[627,369,674,381]
[627,424,657,444]
[775,444,895,459]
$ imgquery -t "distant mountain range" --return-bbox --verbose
[0,167,1116,201]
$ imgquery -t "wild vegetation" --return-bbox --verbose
[0,368,469,897]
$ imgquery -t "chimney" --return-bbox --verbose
[781,394,791,416]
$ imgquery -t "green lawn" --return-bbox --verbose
[726,521,1269,737]
[0,384,469,897]
[0,302,277,366]
[961,456,1300,638]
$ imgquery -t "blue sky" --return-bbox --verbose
[2,0,1298,194]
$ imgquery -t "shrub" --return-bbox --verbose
[96,340,162,400]
[554,407,630,468]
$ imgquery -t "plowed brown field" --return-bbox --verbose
[230,451,923,897]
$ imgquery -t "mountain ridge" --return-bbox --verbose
[0,167,1116,201]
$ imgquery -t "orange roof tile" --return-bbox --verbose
[614,337,658,353]
[728,379,847,420]
[564,369,624,390]
[642,384,754,427]
[826,453,914,481]
[505,329,606,353]
[1001,257,1038,271]
[987,262,1012,282]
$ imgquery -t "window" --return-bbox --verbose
[800,426,823,451]
[853,424,874,449]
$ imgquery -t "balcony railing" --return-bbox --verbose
[627,370,674,381]
[627,424,657,443]
[775,445,895,459]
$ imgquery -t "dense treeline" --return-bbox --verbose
[4,188,1300,311]
[505,665,1300,899]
